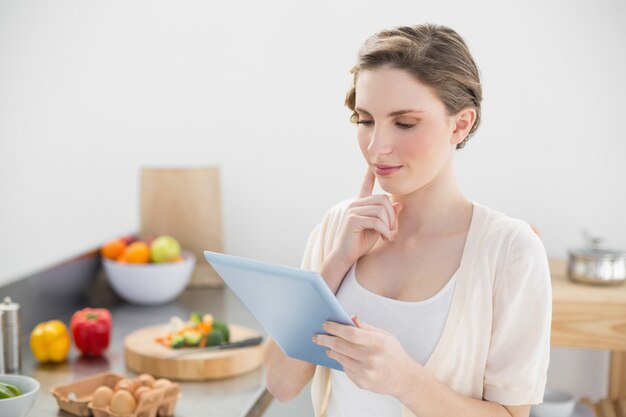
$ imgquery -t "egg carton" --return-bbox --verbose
[53,371,125,416]
[52,371,180,417]
[88,383,180,417]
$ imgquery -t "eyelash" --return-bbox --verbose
[356,120,416,130]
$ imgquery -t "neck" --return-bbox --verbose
[391,158,472,239]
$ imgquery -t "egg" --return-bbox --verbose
[114,378,135,393]
[92,386,113,408]
[133,386,151,403]
[153,378,172,390]
[135,373,155,389]
[110,390,137,414]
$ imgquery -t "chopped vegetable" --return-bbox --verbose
[155,312,230,349]
[189,312,202,326]
[171,334,185,349]
[184,330,202,347]
[0,381,22,399]
[168,316,185,333]
[213,320,230,343]
[0,381,21,397]
[206,330,224,347]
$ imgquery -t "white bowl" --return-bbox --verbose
[0,374,40,417]
[103,250,196,305]
[532,389,576,417]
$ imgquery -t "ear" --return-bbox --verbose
[450,107,476,146]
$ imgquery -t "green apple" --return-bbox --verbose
[150,235,181,263]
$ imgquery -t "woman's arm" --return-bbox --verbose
[266,169,403,401]
[397,363,530,417]
[263,339,316,402]
[314,317,532,417]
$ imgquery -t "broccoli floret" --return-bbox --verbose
[171,334,185,349]
[213,320,230,342]
[184,330,202,347]
[206,330,225,347]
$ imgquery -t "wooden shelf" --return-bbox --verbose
[550,259,626,351]
[550,259,626,399]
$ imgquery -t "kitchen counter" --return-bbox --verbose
[15,254,626,415]
[20,287,273,417]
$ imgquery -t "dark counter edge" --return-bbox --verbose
[0,247,275,417]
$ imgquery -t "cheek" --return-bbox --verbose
[397,130,435,161]
[402,134,430,157]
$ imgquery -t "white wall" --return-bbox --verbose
[1,0,624,403]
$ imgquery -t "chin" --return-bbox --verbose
[377,179,409,196]
[377,176,425,196]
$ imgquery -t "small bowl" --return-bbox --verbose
[0,374,40,417]
[103,250,196,305]
[532,389,576,417]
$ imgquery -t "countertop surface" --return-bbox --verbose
[19,287,271,417]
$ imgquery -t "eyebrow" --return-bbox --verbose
[354,107,425,116]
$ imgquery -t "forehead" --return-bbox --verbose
[354,67,444,114]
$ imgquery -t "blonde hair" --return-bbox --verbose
[345,24,482,149]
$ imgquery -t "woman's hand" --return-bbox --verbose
[331,168,402,266]
[312,315,421,399]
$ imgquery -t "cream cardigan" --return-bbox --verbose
[299,199,552,417]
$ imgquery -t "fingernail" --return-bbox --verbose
[312,335,318,343]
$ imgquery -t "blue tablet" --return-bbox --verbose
[203,250,355,371]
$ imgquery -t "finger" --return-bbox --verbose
[353,315,387,334]
[314,334,365,361]
[323,320,370,345]
[351,195,396,231]
[348,205,392,234]
[327,348,361,372]
[358,168,375,198]
[350,215,394,241]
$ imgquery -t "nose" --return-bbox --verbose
[367,128,393,155]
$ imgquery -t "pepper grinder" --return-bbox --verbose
[0,297,21,373]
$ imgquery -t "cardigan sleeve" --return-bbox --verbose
[300,199,352,272]
[482,224,552,405]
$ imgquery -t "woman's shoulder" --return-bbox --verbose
[471,201,545,260]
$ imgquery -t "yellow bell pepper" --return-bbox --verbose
[30,319,71,362]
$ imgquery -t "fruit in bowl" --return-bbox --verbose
[102,251,196,305]
[101,235,184,264]
[0,375,40,417]
[101,235,195,305]
[150,236,182,263]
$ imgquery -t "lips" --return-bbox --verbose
[374,164,402,176]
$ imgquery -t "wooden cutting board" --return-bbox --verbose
[124,324,266,380]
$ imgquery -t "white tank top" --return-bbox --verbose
[326,261,458,417]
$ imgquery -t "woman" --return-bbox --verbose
[263,23,551,417]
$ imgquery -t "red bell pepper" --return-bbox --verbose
[70,308,112,357]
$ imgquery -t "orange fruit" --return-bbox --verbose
[116,252,128,263]
[101,239,127,260]
[124,242,150,264]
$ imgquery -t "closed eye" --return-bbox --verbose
[356,120,416,130]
